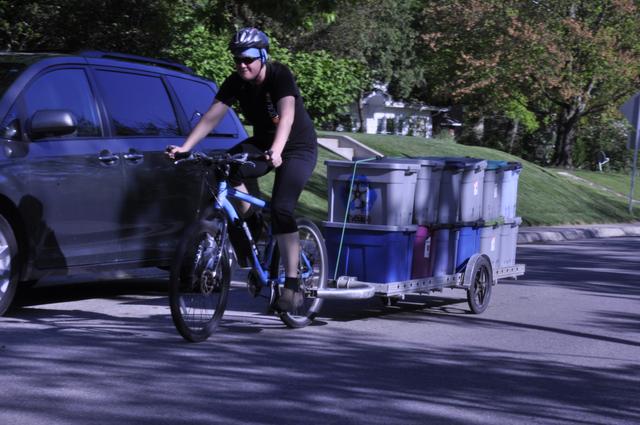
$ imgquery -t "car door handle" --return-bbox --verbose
[123,149,144,164]
[123,153,144,161]
[98,150,119,165]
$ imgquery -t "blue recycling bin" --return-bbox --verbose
[324,221,416,283]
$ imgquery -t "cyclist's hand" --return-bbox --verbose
[265,149,283,168]
[166,145,189,159]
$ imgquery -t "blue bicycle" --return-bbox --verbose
[169,151,328,342]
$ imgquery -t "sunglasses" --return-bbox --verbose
[233,56,260,65]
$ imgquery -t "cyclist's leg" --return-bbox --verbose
[226,141,272,266]
[228,139,272,215]
[273,217,328,328]
[270,149,317,311]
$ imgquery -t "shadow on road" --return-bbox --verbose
[2,238,640,424]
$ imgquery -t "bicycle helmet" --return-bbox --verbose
[229,27,269,63]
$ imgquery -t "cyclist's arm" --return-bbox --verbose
[168,101,229,157]
[268,95,295,167]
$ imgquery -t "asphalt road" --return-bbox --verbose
[1,237,639,425]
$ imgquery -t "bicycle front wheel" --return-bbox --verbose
[272,218,328,328]
[169,216,230,342]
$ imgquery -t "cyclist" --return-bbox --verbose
[167,27,318,312]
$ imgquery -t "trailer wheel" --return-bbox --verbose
[464,254,493,314]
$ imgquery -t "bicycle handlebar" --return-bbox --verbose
[173,151,264,168]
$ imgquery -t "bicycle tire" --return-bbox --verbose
[169,215,230,342]
[272,218,328,328]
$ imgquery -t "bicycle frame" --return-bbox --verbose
[211,177,315,288]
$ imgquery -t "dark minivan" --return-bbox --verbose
[0,51,246,315]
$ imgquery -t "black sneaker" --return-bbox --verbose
[277,278,304,312]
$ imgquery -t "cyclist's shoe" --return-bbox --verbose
[277,278,304,312]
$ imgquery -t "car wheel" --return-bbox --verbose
[0,215,19,316]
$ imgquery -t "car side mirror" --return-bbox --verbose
[28,109,77,140]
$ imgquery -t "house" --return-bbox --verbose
[348,88,461,138]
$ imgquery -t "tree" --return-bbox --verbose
[0,0,175,55]
[305,0,423,100]
[420,0,640,167]
[167,21,368,128]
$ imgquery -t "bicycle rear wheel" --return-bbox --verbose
[272,218,328,328]
[169,215,230,342]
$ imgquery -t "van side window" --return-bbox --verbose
[96,70,180,137]
[168,76,238,136]
[23,68,101,137]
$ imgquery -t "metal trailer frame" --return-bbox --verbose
[315,253,525,314]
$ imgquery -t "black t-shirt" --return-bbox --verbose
[216,62,317,153]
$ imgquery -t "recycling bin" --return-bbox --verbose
[324,221,416,283]
[376,157,445,225]
[426,157,486,224]
[435,161,464,225]
[455,225,480,270]
[326,160,419,226]
[430,227,455,277]
[457,158,487,222]
[479,223,501,269]
[482,160,507,221]
[498,217,522,268]
[411,225,432,278]
[500,162,522,220]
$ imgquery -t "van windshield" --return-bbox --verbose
[0,62,26,95]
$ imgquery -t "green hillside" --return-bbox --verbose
[258,132,638,226]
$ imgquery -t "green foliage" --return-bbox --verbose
[285,51,369,127]
[303,0,422,100]
[418,0,640,166]
[168,25,367,128]
[167,25,234,86]
[503,96,539,133]
[573,116,630,171]
[0,0,174,55]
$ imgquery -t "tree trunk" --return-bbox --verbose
[553,106,582,167]
[472,115,485,143]
[508,119,519,154]
[357,91,366,133]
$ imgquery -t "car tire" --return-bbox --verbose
[0,214,19,316]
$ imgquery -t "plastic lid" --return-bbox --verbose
[325,159,420,172]
[417,156,487,171]
[505,161,523,171]
[486,160,508,171]
[375,157,444,168]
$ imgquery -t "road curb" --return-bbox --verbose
[518,223,640,244]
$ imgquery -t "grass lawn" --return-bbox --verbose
[570,169,640,201]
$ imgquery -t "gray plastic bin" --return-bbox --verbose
[482,160,507,221]
[436,161,464,224]
[500,162,522,220]
[326,159,419,226]
[498,217,522,268]
[479,223,501,269]
[458,158,487,222]
[429,157,487,224]
[377,157,444,225]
